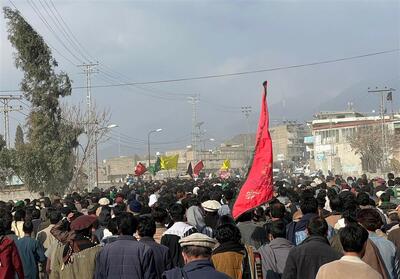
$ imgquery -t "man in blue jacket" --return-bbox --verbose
[95,212,157,279]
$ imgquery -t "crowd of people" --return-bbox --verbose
[0,173,400,279]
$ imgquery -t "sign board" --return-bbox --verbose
[304,136,314,144]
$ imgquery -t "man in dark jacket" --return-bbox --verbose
[282,216,341,279]
[163,233,230,279]
[138,216,172,278]
[95,212,157,279]
[286,197,319,245]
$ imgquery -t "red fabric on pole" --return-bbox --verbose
[193,160,204,176]
[134,162,147,176]
[232,81,274,219]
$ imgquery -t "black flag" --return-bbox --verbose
[387,92,393,101]
[186,162,193,178]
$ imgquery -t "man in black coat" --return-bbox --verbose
[282,216,341,279]
[95,212,157,279]
[138,216,172,278]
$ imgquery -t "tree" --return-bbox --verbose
[14,125,24,149]
[348,124,397,173]
[61,102,111,191]
[4,7,82,194]
[0,135,17,189]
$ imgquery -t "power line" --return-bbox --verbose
[2,48,398,93]
[7,0,78,66]
[49,0,97,62]
[26,0,83,64]
[38,0,90,62]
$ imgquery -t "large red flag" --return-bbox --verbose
[193,160,204,176]
[134,162,147,176]
[232,81,274,219]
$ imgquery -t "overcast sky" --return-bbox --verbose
[1,0,399,158]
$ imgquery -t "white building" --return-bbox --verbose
[310,111,400,176]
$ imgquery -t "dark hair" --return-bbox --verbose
[388,173,395,180]
[116,212,138,236]
[300,198,318,215]
[49,210,62,225]
[307,216,328,237]
[182,245,211,258]
[278,187,287,197]
[339,224,368,253]
[329,197,342,212]
[169,204,185,222]
[356,192,370,206]
[23,220,33,234]
[223,189,234,201]
[380,192,390,203]
[270,220,286,238]
[32,208,41,220]
[270,203,286,219]
[215,224,241,244]
[151,207,168,224]
[217,215,235,227]
[357,208,383,231]
[14,209,25,222]
[137,216,156,238]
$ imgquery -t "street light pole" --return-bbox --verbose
[147,128,163,168]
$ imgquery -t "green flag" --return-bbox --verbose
[149,157,161,175]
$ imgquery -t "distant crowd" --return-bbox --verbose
[1,173,400,279]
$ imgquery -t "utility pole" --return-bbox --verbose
[78,63,98,191]
[0,95,23,148]
[188,95,199,162]
[368,86,396,172]
[241,106,252,165]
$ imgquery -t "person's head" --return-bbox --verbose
[357,208,383,232]
[179,233,216,264]
[49,210,62,225]
[137,216,156,238]
[300,197,318,215]
[329,197,342,213]
[356,192,370,206]
[14,209,25,222]
[268,220,286,241]
[379,192,390,203]
[151,207,168,224]
[214,223,241,244]
[270,202,286,219]
[31,208,41,220]
[23,220,33,235]
[388,212,400,223]
[388,173,395,180]
[169,204,186,222]
[339,223,369,257]
[278,187,287,197]
[116,212,138,236]
[307,216,328,237]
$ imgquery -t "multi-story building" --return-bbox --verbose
[310,111,400,176]
[269,122,310,163]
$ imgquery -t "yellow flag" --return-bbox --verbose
[160,154,179,170]
[220,159,230,170]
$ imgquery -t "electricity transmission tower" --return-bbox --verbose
[78,63,98,190]
[0,95,23,148]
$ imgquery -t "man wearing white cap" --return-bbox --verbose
[162,233,230,279]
